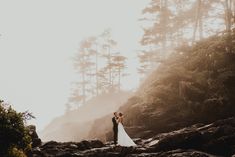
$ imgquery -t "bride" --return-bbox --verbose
[117,112,136,147]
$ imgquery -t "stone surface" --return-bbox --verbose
[30,117,235,157]
[127,149,219,157]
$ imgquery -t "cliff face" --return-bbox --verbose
[89,34,235,141]
[40,91,132,142]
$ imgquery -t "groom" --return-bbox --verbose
[112,112,118,145]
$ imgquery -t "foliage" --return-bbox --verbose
[0,100,32,157]
[69,30,128,108]
[138,0,235,78]
[118,33,235,136]
[7,147,27,157]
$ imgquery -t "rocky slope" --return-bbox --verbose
[30,117,235,157]
[40,91,131,142]
[90,33,235,141]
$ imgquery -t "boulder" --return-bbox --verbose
[28,125,42,148]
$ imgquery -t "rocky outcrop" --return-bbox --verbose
[144,117,235,156]
[28,125,42,148]
[30,117,235,157]
[28,140,105,157]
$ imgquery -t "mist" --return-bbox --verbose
[1,0,235,156]
[0,0,148,131]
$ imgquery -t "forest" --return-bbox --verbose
[1,0,235,157]
[67,0,235,109]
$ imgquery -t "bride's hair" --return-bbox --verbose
[119,112,123,116]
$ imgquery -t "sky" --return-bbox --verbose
[0,0,149,130]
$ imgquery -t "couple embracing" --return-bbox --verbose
[112,112,136,147]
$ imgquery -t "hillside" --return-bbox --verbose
[40,91,132,142]
[89,33,235,141]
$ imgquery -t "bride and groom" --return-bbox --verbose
[112,112,136,147]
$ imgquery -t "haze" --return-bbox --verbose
[0,0,148,130]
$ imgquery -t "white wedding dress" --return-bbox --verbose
[117,123,136,147]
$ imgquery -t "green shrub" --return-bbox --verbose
[0,100,33,156]
[7,147,27,157]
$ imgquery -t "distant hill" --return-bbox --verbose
[90,33,235,141]
[40,91,132,142]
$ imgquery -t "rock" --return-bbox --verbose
[30,140,106,157]
[142,117,235,156]
[127,149,219,157]
[29,147,46,157]
[133,138,143,145]
[31,117,235,157]
[32,138,42,148]
[28,125,42,148]
[87,139,105,148]
[76,140,104,150]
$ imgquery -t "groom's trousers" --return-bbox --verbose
[113,127,118,144]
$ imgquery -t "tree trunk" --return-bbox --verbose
[233,0,235,24]
[82,69,86,105]
[176,0,183,46]
[192,0,201,43]
[224,0,232,34]
[95,44,99,96]
[161,0,168,58]
[199,10,203,40]
[108,46,111,88]
[118,67,121,92]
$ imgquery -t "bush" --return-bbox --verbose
[7,147,27,157]
[0,100,33,157]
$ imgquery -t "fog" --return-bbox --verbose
[0,0,148,131]
[0,0,232,142]
[40,91,132,141]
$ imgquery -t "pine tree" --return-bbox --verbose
[99,29,118,91]
[72,39,96,106]
[111,53,127,92]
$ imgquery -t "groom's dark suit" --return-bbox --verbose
[112,116,118,145]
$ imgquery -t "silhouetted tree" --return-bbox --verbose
[139,0,234,78]
[223,0,234,34]
[99,29,118,91]
[110,53,127,92]
[69,30,127,108]
[137,50,157,78]
[73,39,96,105]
